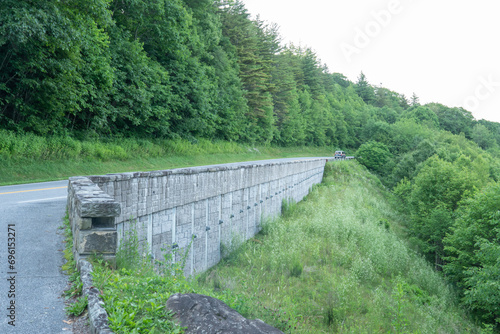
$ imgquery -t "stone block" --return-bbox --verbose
[77,230,117,254]
[79,199,121,218]
[76,216,92,230]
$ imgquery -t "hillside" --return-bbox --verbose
[196,161,483,333]
[3,0,500,331]
[89,161,484,333]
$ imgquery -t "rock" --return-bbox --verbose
[166,293,284,334]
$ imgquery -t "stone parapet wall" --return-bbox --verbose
[69,158,327,274]
[67,177,121,264]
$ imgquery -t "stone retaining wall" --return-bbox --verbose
[68,158,327,275]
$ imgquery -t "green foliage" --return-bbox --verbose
[94,222,195,333]
[0,0,114,135]
[471,123,497,150]
[355,140,392,174]
[355,72,375,104]
[395,155,479,267]
[427,103,474,136]
[462,239,500,326]
[196,161,481,333]
[444,182,500,326]
[4,0,500,328]
[60,212,89,318]
[0,0,412,146]
[66,295,88,317]
[93,218,257,333]
[401,106,439,129]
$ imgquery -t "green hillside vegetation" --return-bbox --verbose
[3,0,500,331]
[0,130,333,185]
[197,161,483,333]
[89,162,483,333]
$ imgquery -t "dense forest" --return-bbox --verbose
[2,0,500,330]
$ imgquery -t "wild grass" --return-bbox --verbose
[197,161,483,333]
[60,212,87,317]
[0,130,334,185]
[91,222,251,333]
[86,160,481,333]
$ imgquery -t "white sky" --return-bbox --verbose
[241,0,500,123]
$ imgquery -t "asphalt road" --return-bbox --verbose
[0,180,70,333]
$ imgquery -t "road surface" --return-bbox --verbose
[0,180,70,333]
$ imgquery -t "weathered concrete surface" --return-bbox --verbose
[68,177,121,218]
[68,177,120,263]
[166,293,284,334]
[65,158,335,333]
[76,230,117,254]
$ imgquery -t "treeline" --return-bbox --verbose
[2,0,500,329]
[0,0,353,145]
[3,0,500,148]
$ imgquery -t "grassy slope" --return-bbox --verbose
[0,145,333,186]
[197,161,481,333]
[90,160,482,333]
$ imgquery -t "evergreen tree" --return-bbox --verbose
[399,94,410,109]
[354,72,375,105]
[411,92,420,106]
[217,0,277,142]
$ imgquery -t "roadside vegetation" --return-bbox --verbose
[90,216,252,333]
[60,214,88,318]
[90,161,484,333]
[0,130,333,185]
[197,161,483,333]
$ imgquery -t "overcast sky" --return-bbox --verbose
[241,0,500,123]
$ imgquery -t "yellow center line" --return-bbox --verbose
[0,186,67,195]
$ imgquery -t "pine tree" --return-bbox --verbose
[354,72,375,105]
[217,0,276,142]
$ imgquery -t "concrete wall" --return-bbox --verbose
[68,158,327,275]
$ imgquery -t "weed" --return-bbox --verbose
[60,212,88,318]
[66,295,88,317]
[195,161,482,333]
[116,219,143,271]
[289,257,303,278]
[0,133,334,185]
[390,280,410,333]
[89,223,200,333]
[281,199,297,218]
[220,233,244,261]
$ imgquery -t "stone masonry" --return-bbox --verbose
[68,158,327,275]
[67,176,121,264]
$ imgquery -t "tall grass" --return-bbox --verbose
[0,130,246,162]
[197,161,482,333]
[91,224,251,333]
[0,130,335,185]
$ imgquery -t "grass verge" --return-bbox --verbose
[0,132,335,185]
[60,213,87,318]
[90,224,251,333]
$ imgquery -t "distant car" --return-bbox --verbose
[334,151,346,159]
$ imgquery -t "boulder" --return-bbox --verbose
[166,293,284,334]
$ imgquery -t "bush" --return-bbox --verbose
[356,141,392,174]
